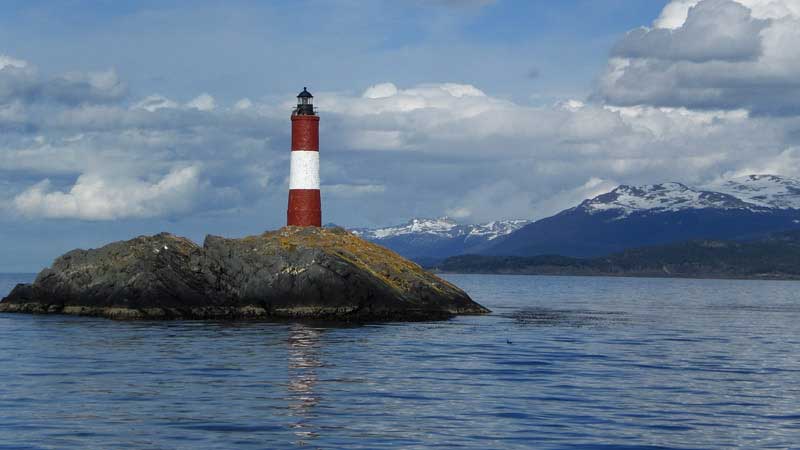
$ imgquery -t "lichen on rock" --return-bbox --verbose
[0,227,489,321]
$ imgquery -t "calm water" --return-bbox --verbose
[2,273,800,449]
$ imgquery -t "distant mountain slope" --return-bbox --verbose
[704,175,800,209]
[438,230,800,280]
[350,217,529,262]
[485,175,800,257]
[579,182,761,216]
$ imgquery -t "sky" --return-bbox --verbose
[2,0,800,271]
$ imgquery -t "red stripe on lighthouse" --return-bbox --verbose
[288,114,321,227]
[288,189,321,226]
[291,115,319,151]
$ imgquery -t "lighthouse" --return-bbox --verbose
[287,87,321,227]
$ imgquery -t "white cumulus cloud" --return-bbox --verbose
[598,0,800,116]
[655,0,800,28]
[14,166,206,220]
[1,44,800,226]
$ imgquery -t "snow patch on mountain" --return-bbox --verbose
[352,217,529,241]
[352,175,800,243]
[580,183,754,217]
[465,220,531,240]
[580,175,800,218]
[352,218,455,240]
[704,175,800,210]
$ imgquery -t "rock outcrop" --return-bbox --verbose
[0,227,489,321]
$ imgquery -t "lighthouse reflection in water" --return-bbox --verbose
[287,324,323,446]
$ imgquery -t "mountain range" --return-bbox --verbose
[350,218,529,264]
[351,175,800,263]
[436,230,800,280]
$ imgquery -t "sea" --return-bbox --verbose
[1,272,800,449]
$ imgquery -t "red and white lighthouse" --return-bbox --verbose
[287,87,321,227]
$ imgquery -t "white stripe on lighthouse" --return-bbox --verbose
[289,150,320,190]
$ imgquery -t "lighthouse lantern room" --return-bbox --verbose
[296,87,314,115]
[287,87,322,227]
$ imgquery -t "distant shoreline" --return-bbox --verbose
[434,270,800,282]
[431,231,800,282]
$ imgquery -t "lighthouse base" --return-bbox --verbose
[287,189,321,227]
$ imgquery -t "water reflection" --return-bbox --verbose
[287,324,323,446]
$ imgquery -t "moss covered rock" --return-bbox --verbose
[0,227,489,321]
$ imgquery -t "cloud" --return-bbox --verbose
[1,46,800,227]
[133,95,179,112]
[234,98,253,110]
[330,80,800,222]
[0,57,126,106]
[186,93,216,111]
[655,0,800,28]
[13,166,207,220]
[597,0,800,116]
[0,55,27,70]
[324,183,386,198]
[42,70,127,105]
[614,0,767,63]
[444,179,538,222]
[532,177,620,218]
[362,82,399,99]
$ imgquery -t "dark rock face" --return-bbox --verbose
[0,227,489,321]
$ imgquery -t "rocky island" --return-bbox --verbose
[0,227,489,321]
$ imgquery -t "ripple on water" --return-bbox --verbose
[2,273,800,449]
[505,307,630,327]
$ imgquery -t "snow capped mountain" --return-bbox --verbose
[352,217,529,241]
[484,174,800,258]
[353,217,461,240]
[579,175,800,218]
[465,220,531,241]
[580,183,755,218]
[351,174,800,262]
[350,217,530,263]
[704,175,800,210]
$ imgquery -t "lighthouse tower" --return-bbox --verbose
[287,87,321,227]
